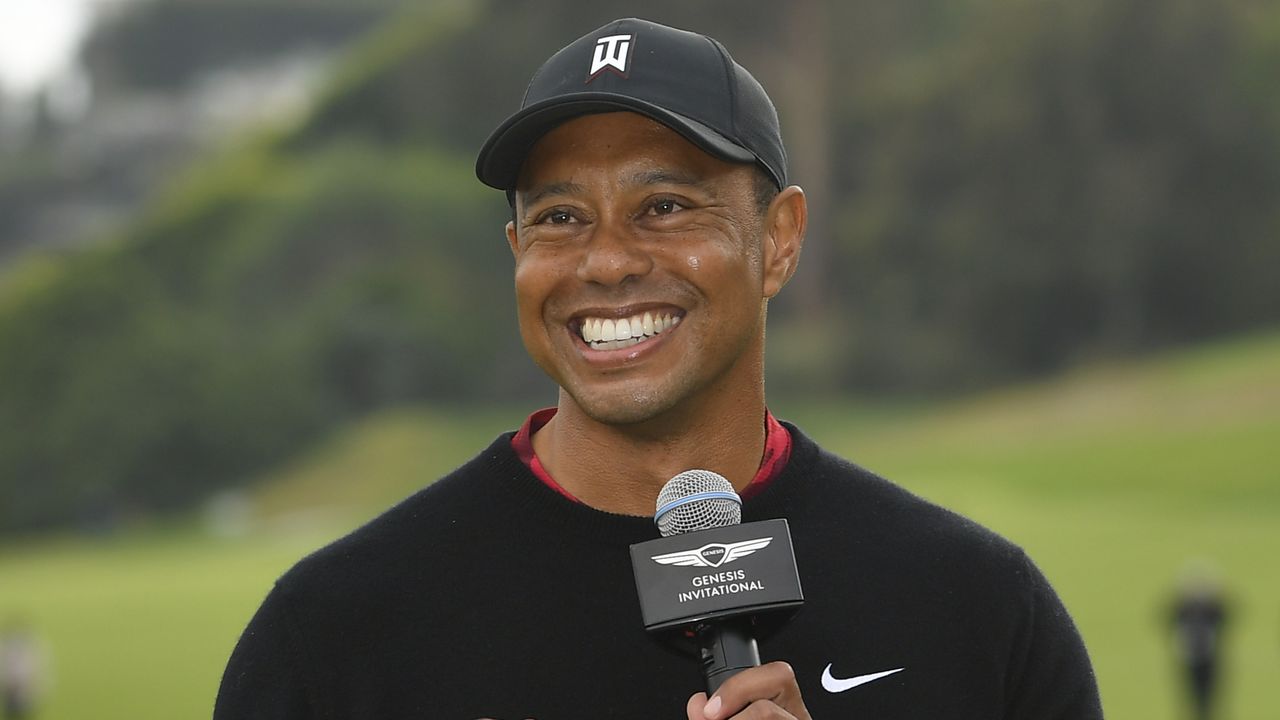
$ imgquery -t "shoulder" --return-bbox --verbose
[273,432,522,601]
[771,424,1101,717]
[773,422,1033,591]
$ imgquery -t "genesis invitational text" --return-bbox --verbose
[630,518,803,631]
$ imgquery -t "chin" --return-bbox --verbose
[569,386,680,427]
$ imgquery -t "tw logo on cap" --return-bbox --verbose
[587,34,633,81]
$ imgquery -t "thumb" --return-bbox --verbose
[686,692,710,720]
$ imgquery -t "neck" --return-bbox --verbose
[531,379,768,518]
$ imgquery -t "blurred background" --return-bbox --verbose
[0,0,1276,717]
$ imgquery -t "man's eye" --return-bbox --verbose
[538,209,575,224]
[649,199,685,215]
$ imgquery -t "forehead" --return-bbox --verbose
[516,112,747,193]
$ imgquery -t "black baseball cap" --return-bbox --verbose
[475,18,787,193]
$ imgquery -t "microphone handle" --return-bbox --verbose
[695,617,761,694]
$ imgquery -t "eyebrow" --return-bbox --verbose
[627,169,714,193]
[517,168,717,211]
[518,181,585,209]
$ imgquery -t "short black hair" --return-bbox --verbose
[751,167,779,217]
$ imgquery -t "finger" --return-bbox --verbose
[699,662,809,720]
[686,692,709,719]
[724,699,791,720]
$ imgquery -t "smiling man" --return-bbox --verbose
[499,109,804,516]
[215,18,1102,720]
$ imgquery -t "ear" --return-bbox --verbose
[761,186,807,298]
[505,220,519,260]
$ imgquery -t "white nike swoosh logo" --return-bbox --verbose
[821,664,905,693]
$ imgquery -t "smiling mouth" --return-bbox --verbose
[576,310,682,351]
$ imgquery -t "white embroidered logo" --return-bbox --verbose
[588,34,633,80]
[821,665,905,693]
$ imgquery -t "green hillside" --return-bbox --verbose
[250,329,1280,528]
[7,331,1271,719]
[803,330,1280,511]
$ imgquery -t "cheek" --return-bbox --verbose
[696,242,763,291]
[512,262,537,303]
[512,252,577,349]
[512,261,553,344]
[512,251,560,305]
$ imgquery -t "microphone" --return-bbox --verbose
[629,471,803,695]
[654,470,761,694]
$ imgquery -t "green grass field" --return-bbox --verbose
[1,331,1277,719]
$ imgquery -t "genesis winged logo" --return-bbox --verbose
[651,537,773,568]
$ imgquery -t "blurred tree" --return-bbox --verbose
[832,0,1280,390]
[81,0,404,94]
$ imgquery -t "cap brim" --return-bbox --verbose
[475,93,759,191]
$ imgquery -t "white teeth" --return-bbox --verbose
[594,337,644,351]
[579,310,682,350]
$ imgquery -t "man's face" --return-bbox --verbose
[506,112,776,426]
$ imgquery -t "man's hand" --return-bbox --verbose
[685,662,812,719]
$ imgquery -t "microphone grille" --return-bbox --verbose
[655,469,742,537]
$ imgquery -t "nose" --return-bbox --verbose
[576,222,653,286]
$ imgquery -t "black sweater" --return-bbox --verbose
[215,423,1102,719]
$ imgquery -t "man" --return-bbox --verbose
[215,18,1102,719]
[1169,562,1228,720]
[0,618,46,720]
